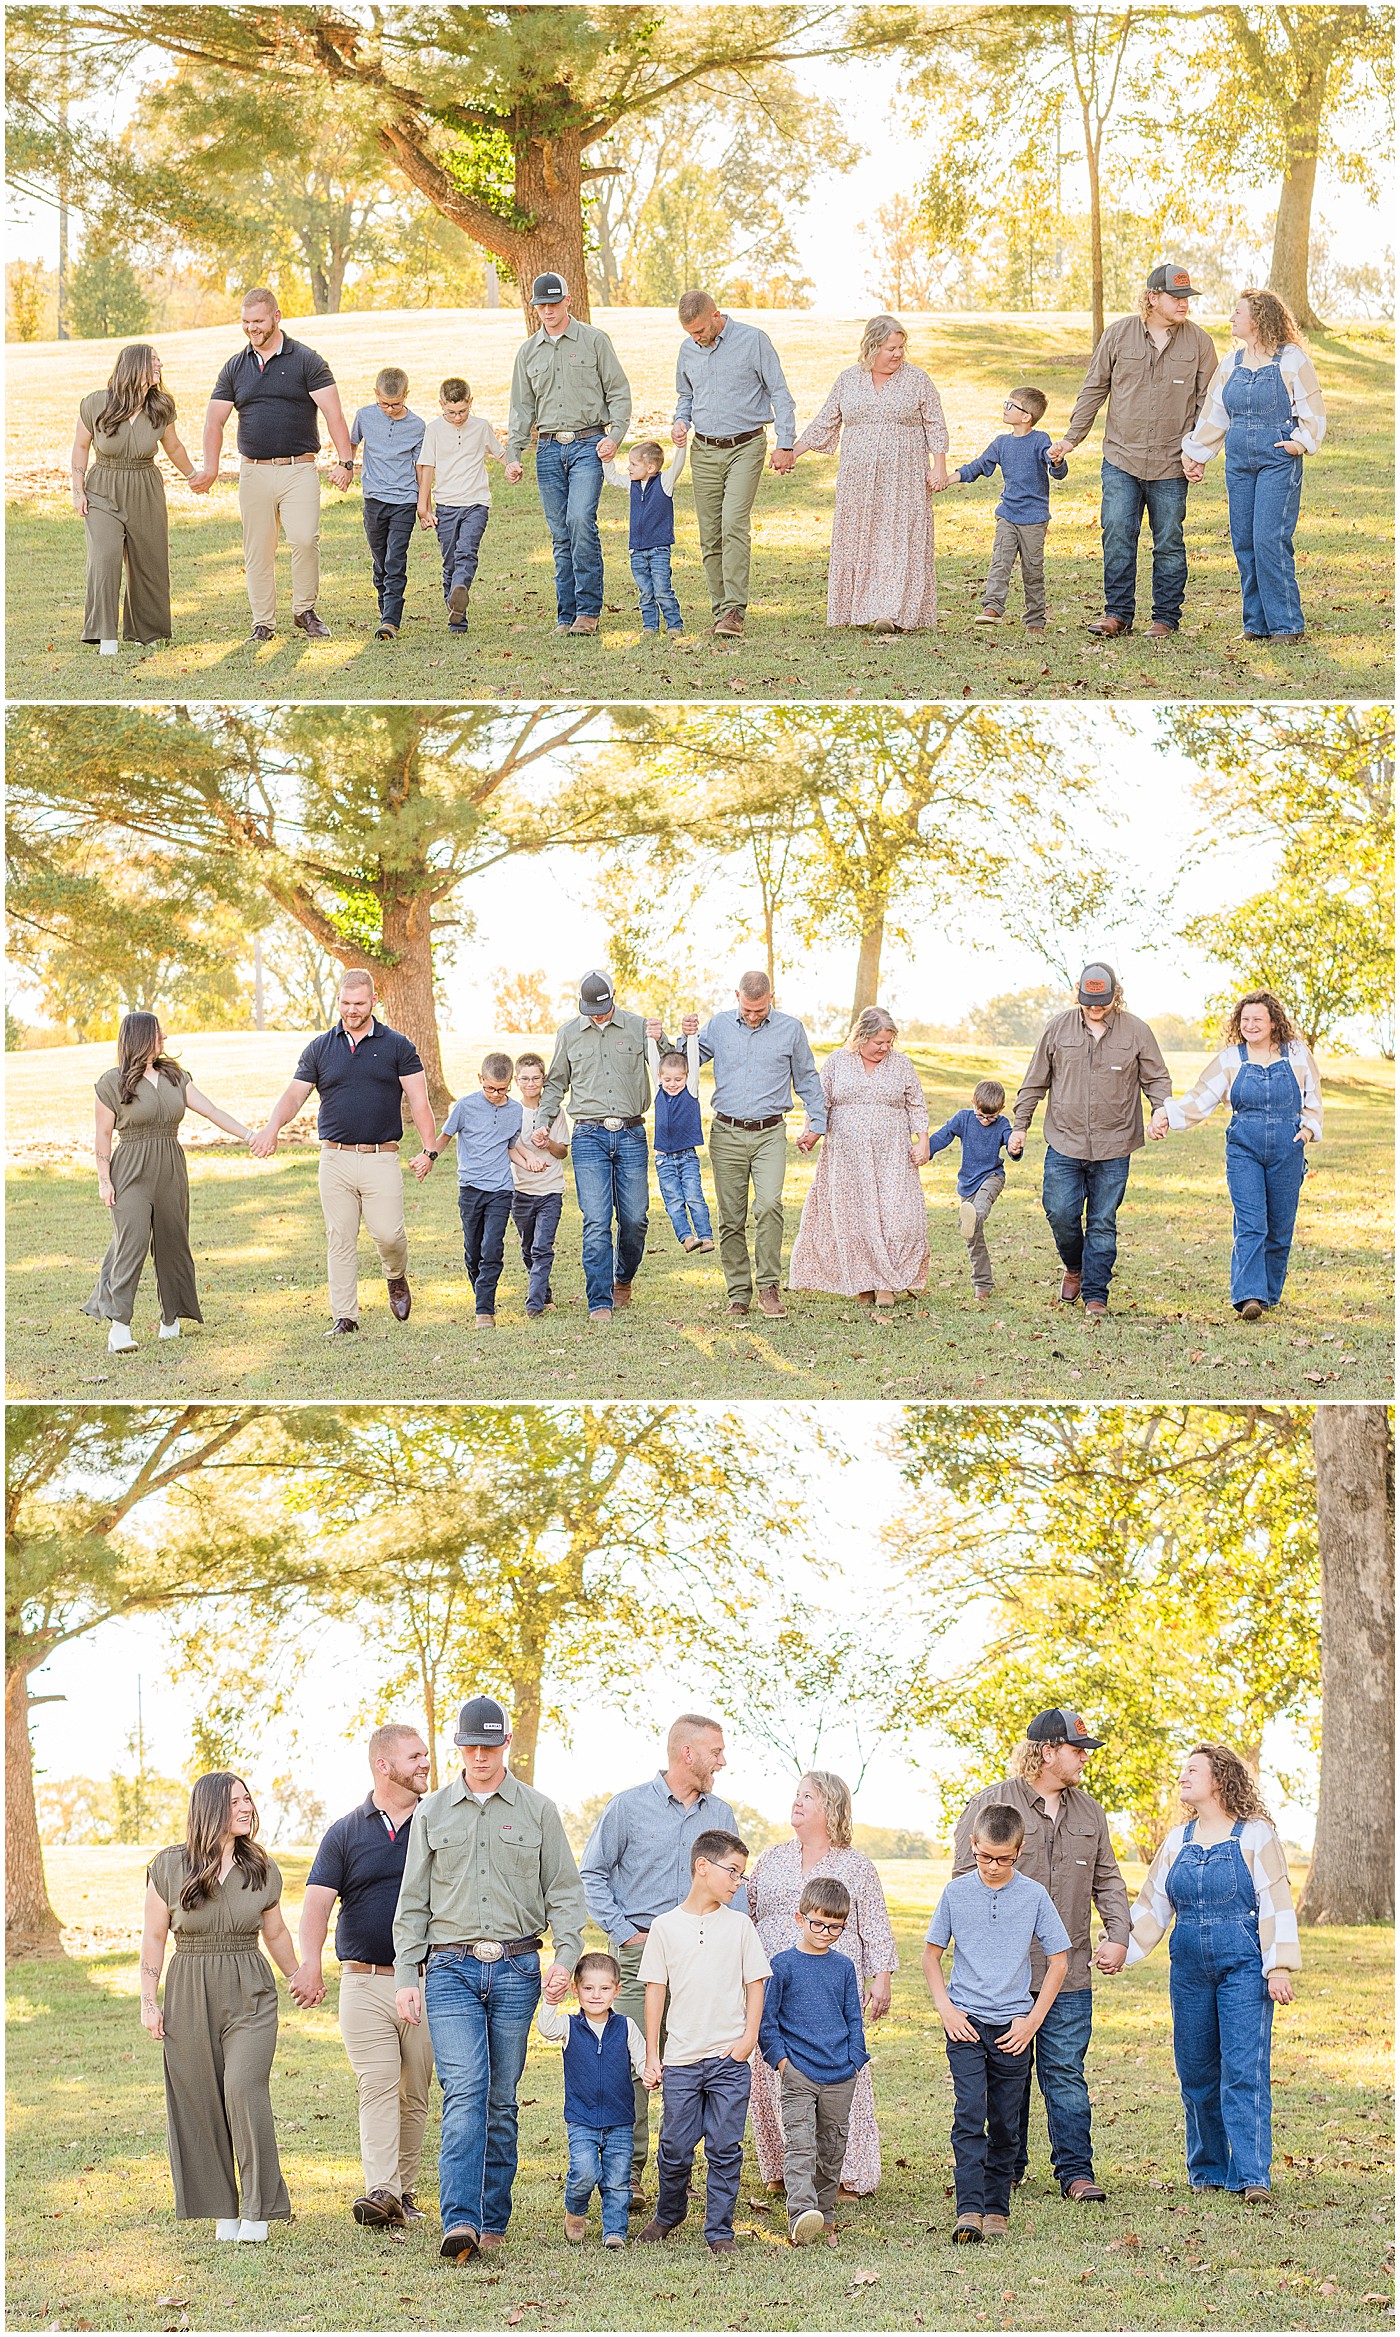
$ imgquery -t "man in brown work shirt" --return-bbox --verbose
[952,1708,1131,2203]
[1048,261,1217,639]
[1008,962,1172,1321]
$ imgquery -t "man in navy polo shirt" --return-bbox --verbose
[292,1724,435,2228]
[193,285,355,643]
[249,968,440,1335]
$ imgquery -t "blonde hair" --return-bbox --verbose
[846,1005,897,1053]
[1237,288,1301,355]
[858,315,906,370]
[800,1769,853,1849]
[1009,1738,1052,1784]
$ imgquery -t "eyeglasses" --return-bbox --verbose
[1003,399,1030,415]
[803,1915,845,1935]
[710,1861,747,1882]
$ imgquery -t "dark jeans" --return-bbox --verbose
[510,1188,563,1313]
[535,434,605,624]
[424,1948,540,2237]
[565,2121,634,2240]
[570,1122,649,1313]
[656,2055,752,2244]
[945,2018,1030,2219]
[1014,1986,1095,2188]
[362,496,418,627]
[457,1183,514,1315]
[630,545,682,630]
[435,503,491,610]
[1040,1144,1132,1305]
[1100,459,1189,627]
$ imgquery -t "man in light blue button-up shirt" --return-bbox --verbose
[672,291,797,638]
[679,972,825,1318]
[579,1714,738,2195]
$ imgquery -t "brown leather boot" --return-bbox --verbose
[1085,614,1132,637]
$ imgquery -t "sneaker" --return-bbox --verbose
[158,1319,181,1339]
[1238,1298,1264,1321]
[448,583,470,621]
[236,2220,269,2243]
[99,638,121,655]
[790,2209,826,2246]
[958,1199,978,1240]
[973,608,1002,624]
[108,1322,137,1354]
[215,2219,242,2241]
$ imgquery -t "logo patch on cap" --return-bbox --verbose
[1081,974,1110,996]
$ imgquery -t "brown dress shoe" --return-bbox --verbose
[568,614,599,634]
[1063,2177,1107,2201]
[354,2186,405,2227]
[638,2217,679,2244]
[713,610,745,637]
[757,1284,786,1318]
[249,623,276,642]
[440,2225,480,2261]
[387,1275,412,1320]
[1147,619,1176,637]
[1059,1270,1082,1304]
[294,608,331,639]
[1083,1299,1108,1321]
[324,1316,359,1337]
[399,2190,425,2224]
[1086,614,1132,636]
[612,1280,633,1308]
[707,2237,737,2256]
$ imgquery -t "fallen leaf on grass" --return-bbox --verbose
[848,2268,881,2290]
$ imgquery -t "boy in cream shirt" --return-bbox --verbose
[416,376,506,633]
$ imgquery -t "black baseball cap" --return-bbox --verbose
[1146,261,1201,297]
[531,271,568,304]
[578,968,615,1016]
[1027,1707,1105,1750]
[1077,962,1117,1008]
[454,1695,509,1746]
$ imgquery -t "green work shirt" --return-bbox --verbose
[506,318,632,461]
[539,1009,652,1125]
[391,1768,587,1988]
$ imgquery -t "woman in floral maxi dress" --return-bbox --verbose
[792,315,949,630]
[748,1773,899,2199]
[788,1008,931,1308]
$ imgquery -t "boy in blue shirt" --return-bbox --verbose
[645,1023,714,1252]
[944,386,1068,633]
[349,367,426,641]
[602,439,687,637]
[757,1877,870,2245]
[438,1051,548,1326]
[536,1951,651,2248]
[926,1078,1014,1303]
[924,1805,1070,2243]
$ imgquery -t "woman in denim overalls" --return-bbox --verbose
[1182,290,1327,642]
[1152,990,1321,1319]
[1126,1746,1299,2202]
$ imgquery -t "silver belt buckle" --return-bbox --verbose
[556,429,576,444]
[602,1115,623,1131]
[471,1939,504,1962]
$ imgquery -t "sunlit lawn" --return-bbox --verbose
[5,1032,1392,1401]
[6,310,1393,704]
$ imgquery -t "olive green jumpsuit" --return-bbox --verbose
[82,1066,204,1328]
[79,388,174,645]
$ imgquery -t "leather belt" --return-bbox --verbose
[343,1961,394,1975]
[428,1936,543,1963]
[241,451,319,466]
[714,1111,785,1132]
[537,427,604,443]
[576,1115,644,1131]
[321,1140,400,1153]
[694,427,764,449]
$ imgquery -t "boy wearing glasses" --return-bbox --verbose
[942,386,1068,633]
[637,1830,771,2256]
[757,1877,870,2245]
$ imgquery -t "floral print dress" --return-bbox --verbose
[794,362,948,629]
[788,1048,931,1297]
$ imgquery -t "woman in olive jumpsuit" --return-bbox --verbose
[70,342,196,648]
[140,1774,299,2235]
[83,1011,253,1351]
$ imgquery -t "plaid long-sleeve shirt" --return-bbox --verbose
[1126,1820,1302,1974]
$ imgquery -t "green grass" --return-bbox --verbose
[7,1847,1393,2331]
[5,1032,1392,1400]
[6,310,1393,704]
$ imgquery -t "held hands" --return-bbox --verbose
[1006,1130,1025,1159]
[187,468,216,495]
[645,1017,664,1041]
[1046,441,1071,466]
[996,2014,1038,2056]
[911,1135,930,1167]
[396,1985,422,2026]
[1093,1940,1128,1976]
[504,462,525,484]
[795,1127,821,1153]
[542,1961,571,2006]
[328,463,353,492]
[289,1962,326,2008]
[417,504,436,530]
[597,439,618,462]
[248,1125,278,1159]
[1181,457,1206,484]
[769,448,795,474]
[681,1013,699,1037]
[671,424,689,448]
[1267,1971,1295,2004]
[411,1150,436,1182]
[531,1127,555,1150]
[1147,1109,1171,1141]
[643,2052,664,2090]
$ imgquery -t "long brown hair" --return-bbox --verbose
[1237,288,1301,355]
[1185,1743,1272,1823]
[1223,990,1298,1049]
[115,1011,183,1105]
[179,1772,270,1909]
[95,343,176,439]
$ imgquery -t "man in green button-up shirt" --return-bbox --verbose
[537,968,652,1322]
[393,1695,585,2257]
[503,272,632,636]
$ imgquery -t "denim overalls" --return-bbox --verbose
[1224,1045,1307,1308]
[1165,1818,1274,2192]
[1222,347,1306,637]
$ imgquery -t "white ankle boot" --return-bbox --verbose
[108,1321,137,1353]
[236,2220,268,2243]
[99,639,120,655]
[158,1319,181,1339]
[214,2218,241,2241]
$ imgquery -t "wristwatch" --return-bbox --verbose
[424,1149,439,1162]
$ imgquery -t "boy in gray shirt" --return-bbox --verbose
[923,1805,1070,2242]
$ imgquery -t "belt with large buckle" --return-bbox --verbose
[713,1111,785,1132]
[578,1115,643,1132]
[430,1936,542,1963]
[538,427,604,444]
[694,427,764,449]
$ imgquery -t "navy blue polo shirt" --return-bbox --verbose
[306,1793,416,1968]
[294,1018,424,1145]
[210,334,337,460]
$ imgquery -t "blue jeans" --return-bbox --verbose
[656,2056,752,2244]
[655,1149,712,1243]
[1100,460,1189,626]
[362,496,418,627]
[1225,1124,1305,1306]
[511,1188,562,1313]
[435,503,490,615]
[457,1184,514,1315]
[1014,1986,1095,2188]
[535,435,605,623]
[1170,1938,1274,2190]
[424,1949,540,2237]
[630,546,682,631]
[1225,453,1304,635]
[570,1122,649,1313]
[1041,1144,1132,1306]
[945,2018,1029,2219]
[565,2121,634,2240]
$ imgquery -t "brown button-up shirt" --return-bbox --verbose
[1012,1007,1172,1162]
[1062,315,1219,480]
[952,1777,1131,1993]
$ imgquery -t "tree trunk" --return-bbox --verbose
[6,1666,65,1961]
[1297,1405,1394,1924]
[1085,134,1105,348]
[512,129,591,320]
[849,910,886,1026]
[1268,94,1326,329]
[508,1669,542,1784]
[375,894,450,1115]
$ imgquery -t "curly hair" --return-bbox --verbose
[1223,989,1298,1048]
[858,315,907,370]
[1185,1743,1272,1823]
[1237,288,1301,355]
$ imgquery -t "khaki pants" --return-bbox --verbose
[318,1147,408,1322]
[689,434,767,618]
[708,1119,788,1304]
[338,1968,436,2196]
[238,459,321,625]
[983,516,1048,626]
[779,2063,858,2220]
[614,1935,668,2177]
